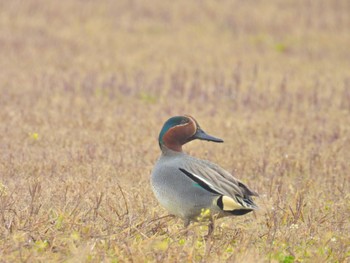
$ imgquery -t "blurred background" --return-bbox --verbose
[2,0,349,98]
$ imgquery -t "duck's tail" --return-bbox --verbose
[216,194,258,216]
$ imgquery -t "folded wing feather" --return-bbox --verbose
[180,157,258,212]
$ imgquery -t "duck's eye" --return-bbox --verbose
[180,119,189,124]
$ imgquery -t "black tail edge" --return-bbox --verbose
[229,209,254,216]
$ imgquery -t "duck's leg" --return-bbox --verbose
[181,219,191,235]
[206,215,215,238]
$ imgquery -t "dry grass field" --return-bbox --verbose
[1,0,350,262]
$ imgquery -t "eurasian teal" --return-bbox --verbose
[151,115,258,234]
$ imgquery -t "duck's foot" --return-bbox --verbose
[184,219,190,228]
[180,219,192,236]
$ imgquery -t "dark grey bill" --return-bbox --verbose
[192,128,224,143]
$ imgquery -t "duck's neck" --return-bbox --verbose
[160,144,185,155]
[161,142,182,152]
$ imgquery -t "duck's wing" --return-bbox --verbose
[180,157,258,214]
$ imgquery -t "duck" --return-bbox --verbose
[151,115,258,235]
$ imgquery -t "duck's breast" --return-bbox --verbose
[151,156,216,219]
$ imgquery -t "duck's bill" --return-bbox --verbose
[193,128,224,143]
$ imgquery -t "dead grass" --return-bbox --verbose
[0,0,349,262]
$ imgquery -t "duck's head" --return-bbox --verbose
[158,115,223,152]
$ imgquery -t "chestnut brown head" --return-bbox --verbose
[158,115,223,152]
